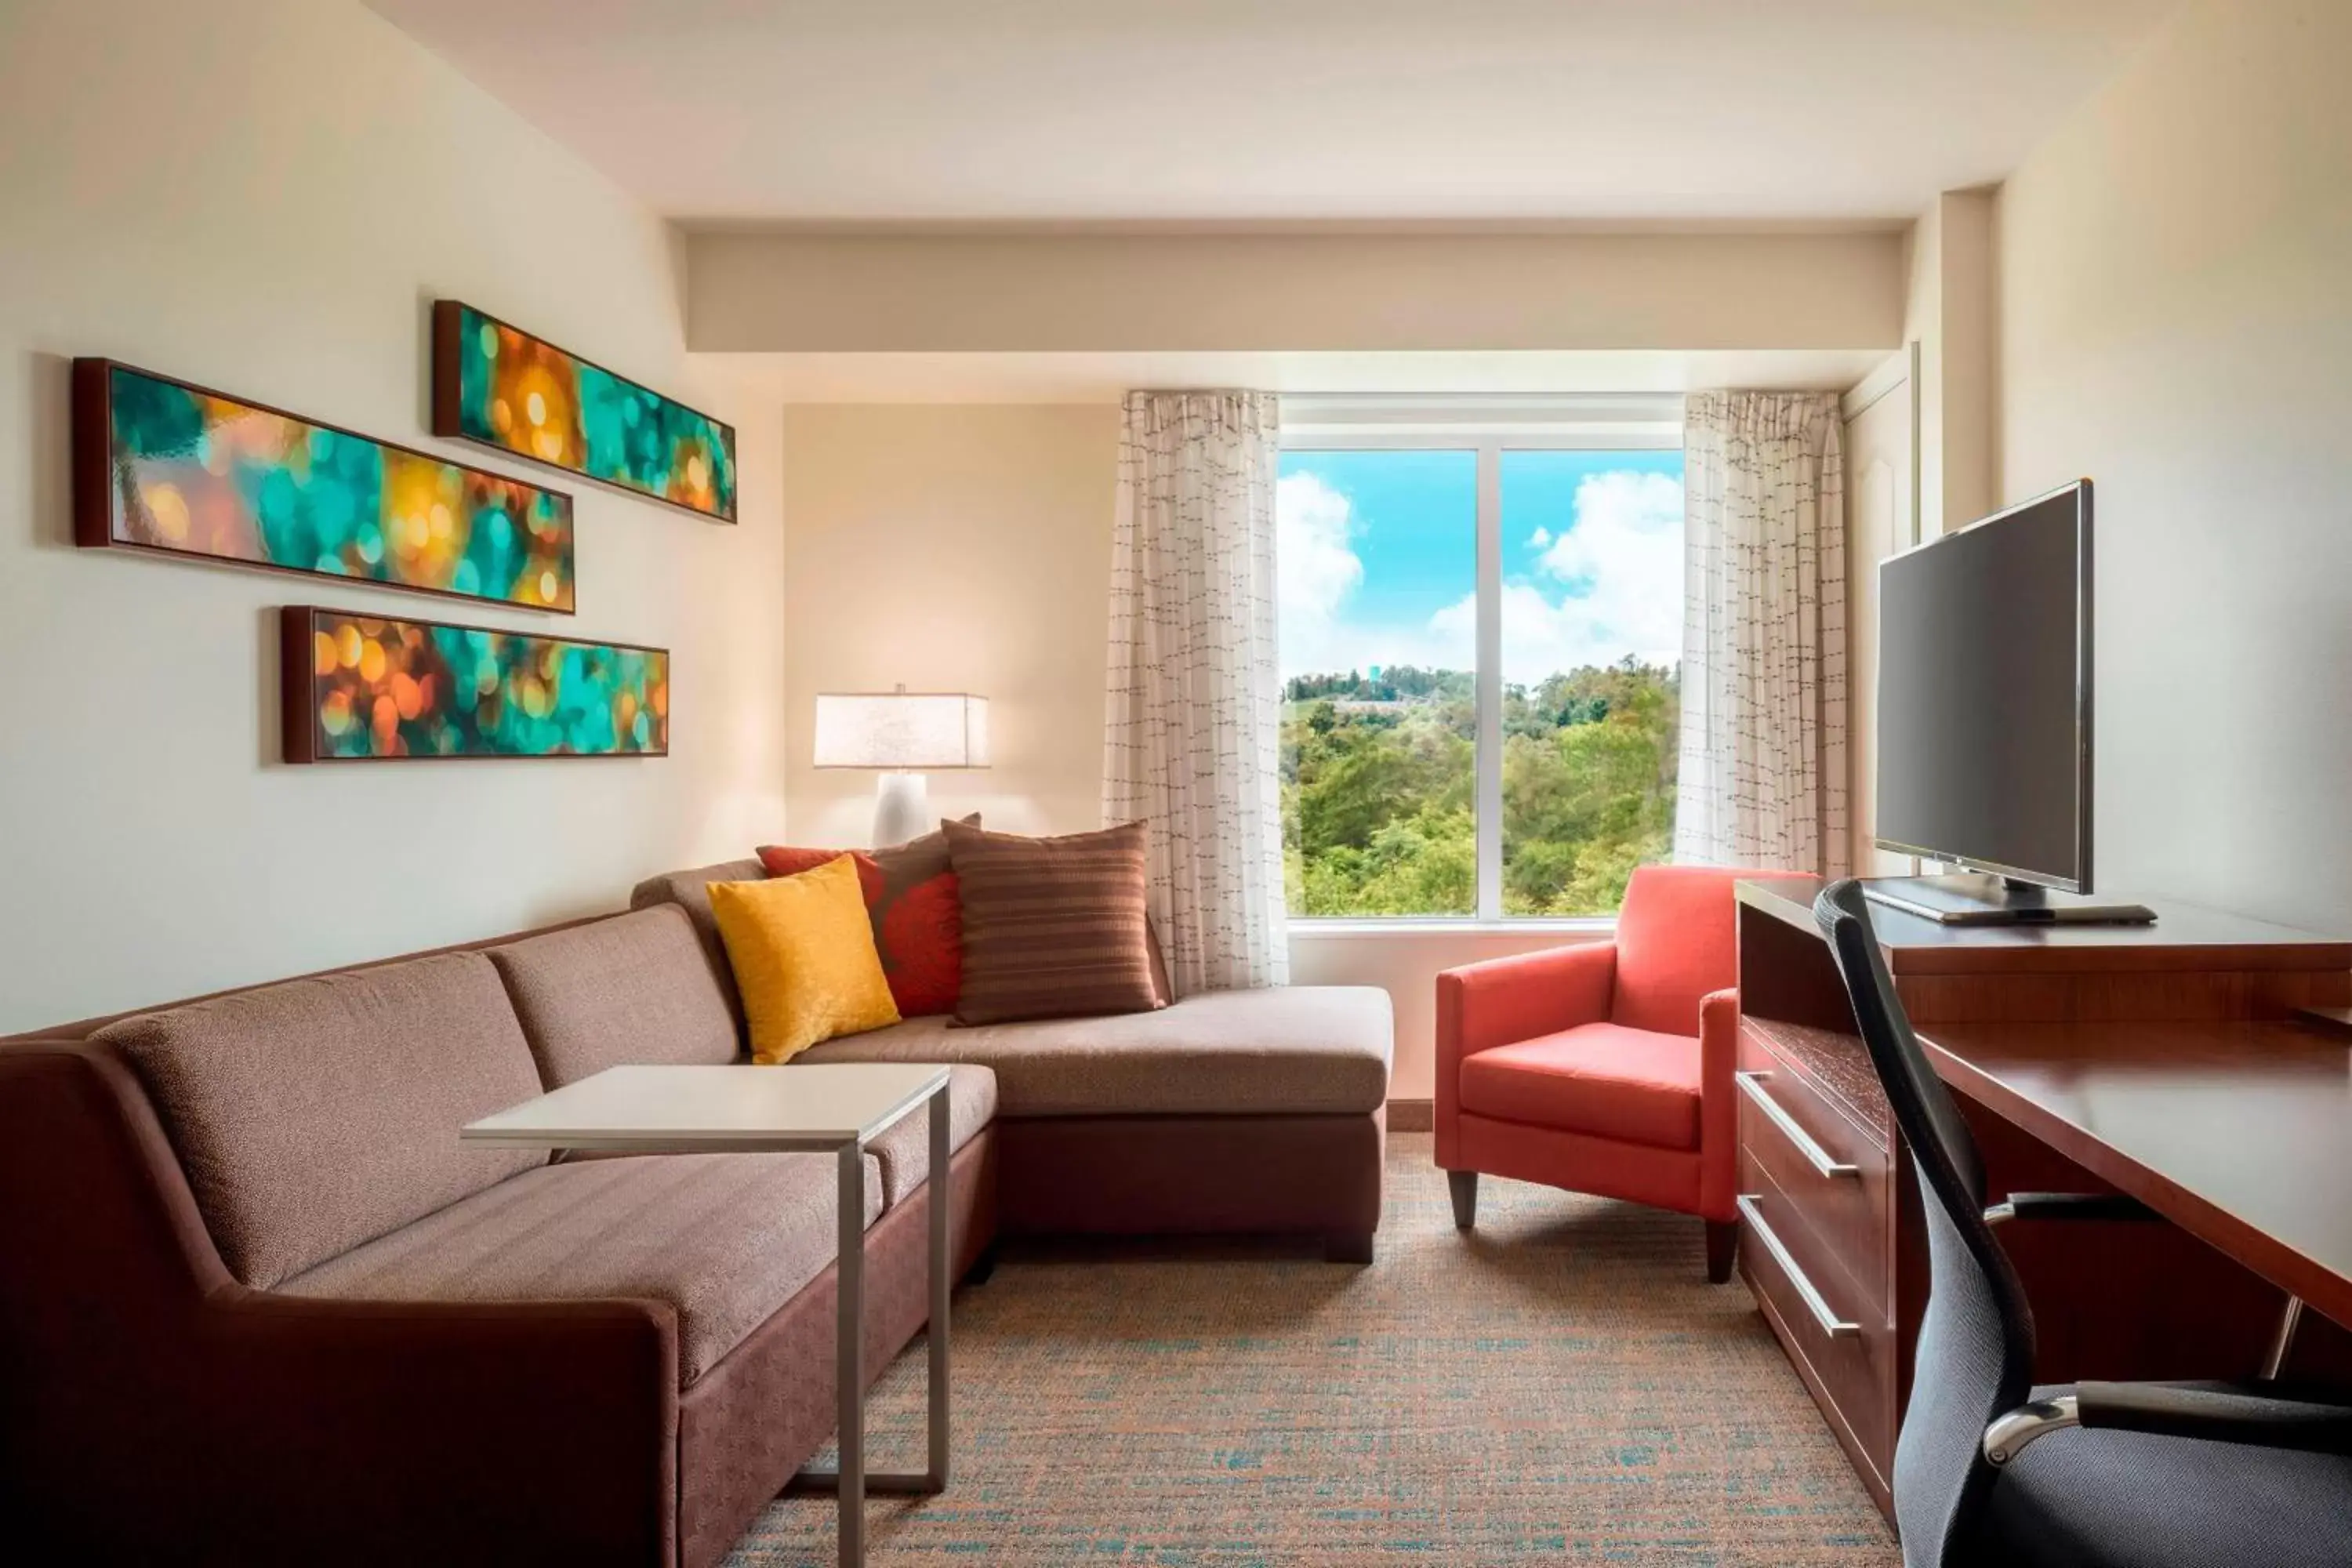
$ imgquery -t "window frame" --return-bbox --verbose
[1277,396,1684,928]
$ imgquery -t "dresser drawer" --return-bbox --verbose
[1736,1018,1888,1169]
[1737,1176,1896,1493]
[1738,1065,1896,1314]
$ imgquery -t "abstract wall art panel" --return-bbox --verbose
[433,301,739,523]
[281,606,669,763]
[73,359,575,612]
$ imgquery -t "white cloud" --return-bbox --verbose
[1276,464,1683,684]
[1465,583,1675,687]
[1509,469,1685,680]
[1276,470,1362,622]
[1279,470,1457,678]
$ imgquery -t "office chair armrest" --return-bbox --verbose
[1984,1191,2161,1225]
[1986,1383,2352,1465]
[2078,1381,2352,1455]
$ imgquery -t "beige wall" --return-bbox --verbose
[1904,189,1997,540]
[1842,356,1918,877]
[780,405,1118,845]
[691,230,1906,354]
[779,401,1621,1100]
[1996,0,2352,931]
[0,0,786,1029]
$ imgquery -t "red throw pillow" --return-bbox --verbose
[757,818,973,1018]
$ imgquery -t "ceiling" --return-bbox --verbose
[710,349,1897,405]
[366,0,2175,224]
[715,350,1891,404]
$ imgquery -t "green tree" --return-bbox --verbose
[1280,658,1677,919]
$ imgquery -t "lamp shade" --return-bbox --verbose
[812,690,989,770]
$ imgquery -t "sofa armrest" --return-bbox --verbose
[1698,988,1741,1221]
[191,1290,680,1562]
[0,1040,681,1563]
[1436,942,1615,1163]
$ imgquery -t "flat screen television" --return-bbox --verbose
[1869,479,2149,924]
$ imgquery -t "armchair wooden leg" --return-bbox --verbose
[1705,1219,1737,1283]
[1447,1170,1478,1230]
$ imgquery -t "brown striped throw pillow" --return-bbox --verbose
[944,819,1164,1025]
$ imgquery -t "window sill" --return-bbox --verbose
[1286,918,1616,938]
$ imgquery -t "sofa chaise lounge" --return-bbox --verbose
[633,858,1392,1260]
[0,872,1390,1566]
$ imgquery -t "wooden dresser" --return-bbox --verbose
[1731,878,2352,1520]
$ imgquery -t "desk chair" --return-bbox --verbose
[1436,864,1812,1281]
[1813,878,2352,1568]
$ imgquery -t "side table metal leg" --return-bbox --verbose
[837,1142,865,1568]
[786,1098,949,1535]
[927,1083,952,1490]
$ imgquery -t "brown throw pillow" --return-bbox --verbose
[945,819,1164,1025]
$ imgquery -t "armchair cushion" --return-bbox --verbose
[1456,1022,1701,1151]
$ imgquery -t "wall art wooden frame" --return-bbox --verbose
[281,604,670,764]
[74,358,576,612]
[431,300,738,523]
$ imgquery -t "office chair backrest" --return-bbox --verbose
[1813,880,2038,1568]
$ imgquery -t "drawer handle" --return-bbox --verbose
[1737,1195,1861,1339]
[1737,1070,1860,1180]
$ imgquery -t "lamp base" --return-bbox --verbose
[871,772,931,848]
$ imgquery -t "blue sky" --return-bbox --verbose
[1276,448,1686,684]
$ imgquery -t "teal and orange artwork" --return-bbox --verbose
[73,360,575,612]
[434,301,737,523]
[282,607,667,762]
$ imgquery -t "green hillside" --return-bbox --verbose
[1279,659,1679,917]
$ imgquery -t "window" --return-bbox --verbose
[1276,402,1683,922]
[1278,449,1477,916]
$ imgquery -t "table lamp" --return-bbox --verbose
[812,686,990,848]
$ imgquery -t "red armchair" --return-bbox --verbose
[1435,864,1812,1281]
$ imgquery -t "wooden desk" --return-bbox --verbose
[1730,877,2352,1519]
[1922,1018,2352,1330]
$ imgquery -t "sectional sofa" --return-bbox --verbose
[633,859,1392,1258]
[0,862,1392,1566]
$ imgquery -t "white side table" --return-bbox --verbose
[463,1062,954,1568]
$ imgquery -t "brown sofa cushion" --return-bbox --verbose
[488,906,741,1088]
[862,1062,997,1207]
[630,857,768,1035]
[280,1150,882,1385]
[96,952,547,1289]
[795,985,1392,1117]
[945,819,1162,1025]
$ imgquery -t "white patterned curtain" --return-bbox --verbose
[1104,390,1290,993]
[1675,390,1850,876]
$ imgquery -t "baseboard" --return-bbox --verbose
[1386,1098,1433,1131]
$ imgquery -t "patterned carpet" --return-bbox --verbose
[727,1134,1900,1566]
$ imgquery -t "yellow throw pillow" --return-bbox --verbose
[709,855,901,1065]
